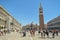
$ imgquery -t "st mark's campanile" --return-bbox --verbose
[39,3,44,30]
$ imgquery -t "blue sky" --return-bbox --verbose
[0,0,60,25]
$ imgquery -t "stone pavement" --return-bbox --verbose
[0,31,60,40]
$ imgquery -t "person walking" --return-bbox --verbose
[45,30,49,38]
[56,30,58,36]
[52,29,55,38]
[43,30,45,38]
[38,30,40,34]
[40,30,44,38]
[23,31,26,37]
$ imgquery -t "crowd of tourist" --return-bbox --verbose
[0,30,7,36]
[21,29,59,38]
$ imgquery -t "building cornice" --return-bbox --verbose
[0,5,21,26]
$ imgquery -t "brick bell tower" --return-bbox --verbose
[39,3,44,30]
